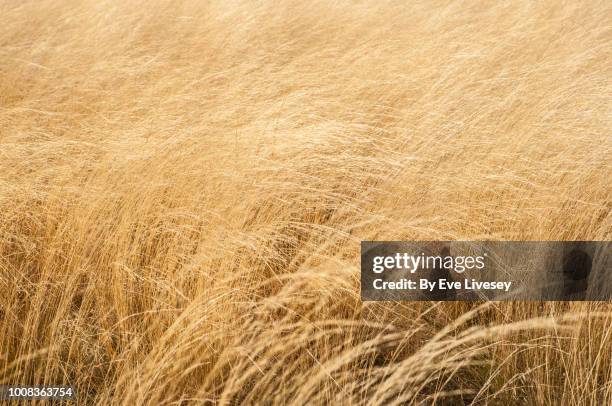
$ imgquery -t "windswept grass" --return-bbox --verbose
[1,0,611,404]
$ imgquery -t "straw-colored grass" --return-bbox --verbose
[1,0,611,404]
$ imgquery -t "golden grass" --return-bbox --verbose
[1,0,611,404]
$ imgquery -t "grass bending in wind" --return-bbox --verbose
[1,0,611,404]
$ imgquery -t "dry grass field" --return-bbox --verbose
[1,0,611,404]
